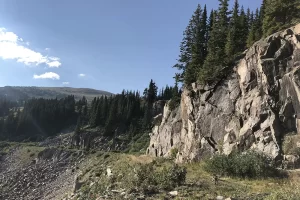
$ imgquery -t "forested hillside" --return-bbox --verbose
[0,79,180,142]
[0,86,112,102]
[173,0,300,86]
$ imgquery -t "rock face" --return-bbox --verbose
[148,24,300,162]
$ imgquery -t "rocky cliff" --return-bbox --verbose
[147,23,300,163]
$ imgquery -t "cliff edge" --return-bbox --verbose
[147,23,300,163]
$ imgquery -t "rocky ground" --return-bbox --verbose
[0,144,86,200]
[1,141,300,200]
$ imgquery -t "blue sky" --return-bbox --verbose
[0,0,261,94]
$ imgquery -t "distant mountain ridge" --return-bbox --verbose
[0,86,113,101]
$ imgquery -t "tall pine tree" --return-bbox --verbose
[199,0,230,84]
[263,0,300,36]
[174,4,209,85]
[225,0,240,60]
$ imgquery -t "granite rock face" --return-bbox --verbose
[147,24,300,162]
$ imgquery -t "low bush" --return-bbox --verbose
[170,148,178,160]
[135,161,187,191]
[204,150,277,179]
[282,133,300,155]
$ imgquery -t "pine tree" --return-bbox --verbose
[247,11,256,47]
[82,105,88,124]
[238,6,249,51]
[246,8,251,28]
[254,8,263,41]
[105,98,118,136]
[145,79,158,104]
[208,9,215,40]
[263,0,300,36]
[142,79,158,129]
[201,5,208,59]
[225,0,240,59]
[75,116,82,134]
[185,5,203,85]
[199,0,230,84]
[174,4,208,85]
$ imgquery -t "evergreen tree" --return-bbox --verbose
[75,116,82,134]
[247,11,256,47]
[225,0,240,59]
[199,0,230,83]
[104,98,118,136]
[185,5,203,85]
[208,9,215,40]
[201,5,209,58]
[174,4,208,85]
[145,79,158,104]
[142,79,158,129]
[246,8,252,28]
[238,6,249,50]
[254,8,263,41]
[263,0,300,36]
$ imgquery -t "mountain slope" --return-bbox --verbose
[0,86,113,101]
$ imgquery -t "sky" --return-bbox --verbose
[0,0,261,94]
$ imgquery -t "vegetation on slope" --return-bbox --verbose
[63,150,299,200]
[0,86,112,102]
[173,0,300,86]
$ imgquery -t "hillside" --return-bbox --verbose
[0,86,113,101]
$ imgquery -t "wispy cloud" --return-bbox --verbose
[0,28,61,68]
[78,73,86,77]
[33,72,60,80]
[45,48,50,51]
[62,81,70,85]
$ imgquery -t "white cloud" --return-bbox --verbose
[78,73,86,77]
[45,48,50,51]
[33,72,60,80]
[62,82,70,85]
[47,60,61,68]
[0,28,61,68]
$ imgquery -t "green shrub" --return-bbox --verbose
[204,151,277,179]
[135,161,187,191]
[170,148,178,160]
[283,133,300,155]
[156,164,187,190]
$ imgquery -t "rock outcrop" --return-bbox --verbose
[148,24,300,163]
